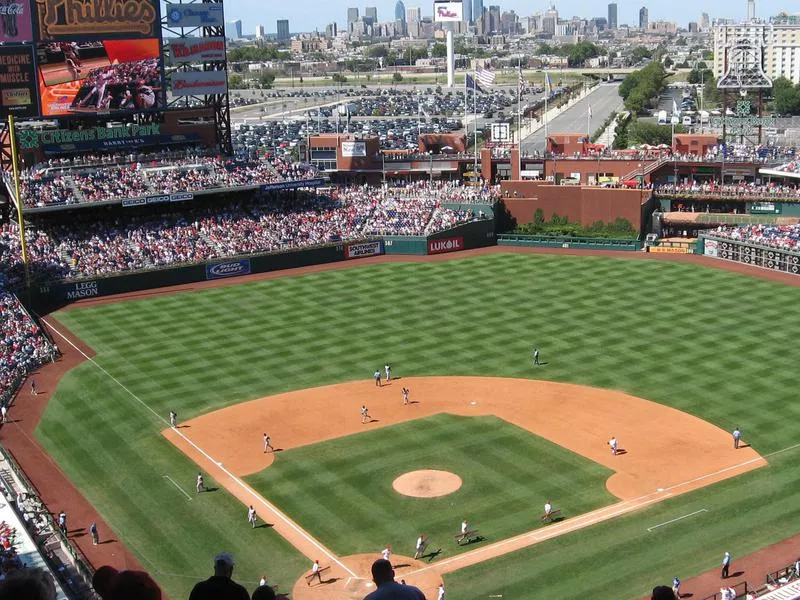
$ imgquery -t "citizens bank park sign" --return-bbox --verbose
[169,38,226,63]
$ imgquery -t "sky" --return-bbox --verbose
[222,0,795,34]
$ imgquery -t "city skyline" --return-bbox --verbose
[220,0,794,34]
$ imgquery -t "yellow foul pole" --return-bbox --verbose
[7,115,30,289]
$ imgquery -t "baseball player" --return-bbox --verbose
[732,427,741,449]
[57,511,67,534]
[721,551,731,579]
[1,404,7,423]
[169,410,177,428]
[608,436,618,455]
[544,500,553,517]
[196,472,205,493]
[247,505,257,528]
[374,370,382,387]
[437,583,445,600]
[90,522,99,545]
[384,363,391,381]
[402,387,410,405]
[414,534,427,559]
[672,576,681,598]
[307,560,322,586]
[30,379,37,395]
[461,520,469,536]
[381,545,392,562]
[263,433,273,453]
[361,405,371,424]
[532,347,541,366]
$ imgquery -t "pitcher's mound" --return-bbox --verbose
[393,469,462,498]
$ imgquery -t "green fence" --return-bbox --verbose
[498,234,642,251]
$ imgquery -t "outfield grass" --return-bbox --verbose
[42,253,800,599]
[246,414,615,556]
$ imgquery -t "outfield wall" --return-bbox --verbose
[498,234,642,251]
[697,235,800,276]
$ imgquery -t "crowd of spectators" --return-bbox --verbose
[711,224,800,252]
[8,155,321,209]
[772,160,800,174]
[0,183,487,286]
[0,293,54,403]
[654,182,800,199]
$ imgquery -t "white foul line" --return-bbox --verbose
[41,317,358,579]
[162,475,193,501]
[647,509,707,532]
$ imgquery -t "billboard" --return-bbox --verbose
[169,37,225,63]
[1,0,35,43]
[37,38,164,116]
[33,0,160,40]
[345,241,385,259]
[165,3,224,28]
[341,141,366,157]
[428,236,464,255]
[171,70,228,96]
[206,259,251,280]
[0,45,39,117]
[434,1,463,22]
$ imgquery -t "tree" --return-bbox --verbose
[628,121,686,145]
[704,75,721,106]
[631,46,652,61]
[624,90,649,114]
[663,56,673,69]
[688,68,712,85]
[392,72,403,83]
[431,43,447,58]
[228,74,245,89]
[676,37,687,46]
[258,73,275,88]
[772,77,800,115]
[332,72,348,84]
[696,61,708,70]
[367,45,389,58]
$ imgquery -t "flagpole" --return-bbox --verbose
[473,70,478,184]
[543,71,549,157]
[517,57,522,180]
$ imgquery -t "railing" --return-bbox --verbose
[698,580,748,600]
[654,189,800,203]
[766,561,799,586]
[0,444,100,599]
[498,233,642,251]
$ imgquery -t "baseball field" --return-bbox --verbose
[29,250,800,599]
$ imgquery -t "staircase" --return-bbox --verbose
[620,156,670,182]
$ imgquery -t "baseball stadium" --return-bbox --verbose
[1,2,800,600]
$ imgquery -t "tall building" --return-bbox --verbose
[347,7,359,24]
[542,4,558,35]
[688,21,698,33]
[225,19,242,40]
[365,7,378,25]
[276,19,290,41]
[464,0,472,24]
[406,6,421,23]
[395,1,406,22]
[607,3,617,29]
[473,0,484,24]
[488,5,501,33]
[639,7,648,31]
[700,12,710,31]
[713,17,800,84]
[255,24,266,39]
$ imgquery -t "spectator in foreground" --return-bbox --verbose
[189,552,249,600]
[0,567,57,600]
[91,566,161,600]
[251,583,276,600]
[363,558,426,600]
[651,585,675,599]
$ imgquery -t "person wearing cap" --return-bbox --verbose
[721,551,731,579]
[92,565,161,600]
[189,552,249,600]
[364,559,426,599]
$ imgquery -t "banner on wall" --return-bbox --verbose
[428,237,464,255]
[165,3,224,28]
[0,45,39,117]
[168,38,225,63]
[171,70,228,96]
[0,0,34,43]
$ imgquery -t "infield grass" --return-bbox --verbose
[41,252,800,599]
[246,414,615,556]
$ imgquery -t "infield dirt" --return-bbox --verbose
[164,376,766,600]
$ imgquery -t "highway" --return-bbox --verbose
[520,83,623,155]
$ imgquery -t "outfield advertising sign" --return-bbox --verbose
[0,45,39,118]
[345,241,384,259]
[428,236,464,255]
[261,179,325,192]
[168,37,225,63]
[171,70,228,96]
[433,0,463,22]
[0,0,34,43]
[206,259,251,280]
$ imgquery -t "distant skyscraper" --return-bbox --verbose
[347,7,359,24]
[639,7,648,30]
[406,6,421,23]
[463,0,472,23]
[688,21,698,32]
[255,24,265,39]
[276,19,290,41]
[607,3,617,29]
[395,0,406,22]
[488,5,501,33]
[365,7,377,24]
[473,0,484,24]
[225,19,242,40]
[700,12,710,31]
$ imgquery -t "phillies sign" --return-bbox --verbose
[428,237,464,255]
[169,38,226,63]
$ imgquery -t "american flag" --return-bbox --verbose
[466,73,483,93]
[544,72,553,95]
[476,66,496,88]
[517,69,526,98]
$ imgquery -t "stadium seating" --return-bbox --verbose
[655,183,800,199]
[711,224,800,251]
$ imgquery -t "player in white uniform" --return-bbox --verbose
[307,560,322,586]
[437,583,445,600]
[169,410,177,427]
[544,501,552,516]
[402,387,409,405]
[381,545,391,562]
[414,534,426,559]
[384,363,391,381]
[263,433,273,453]
[361,405,371,424]
[247,505,257,528]
[608,436,618,455]
[196,473,205,493]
